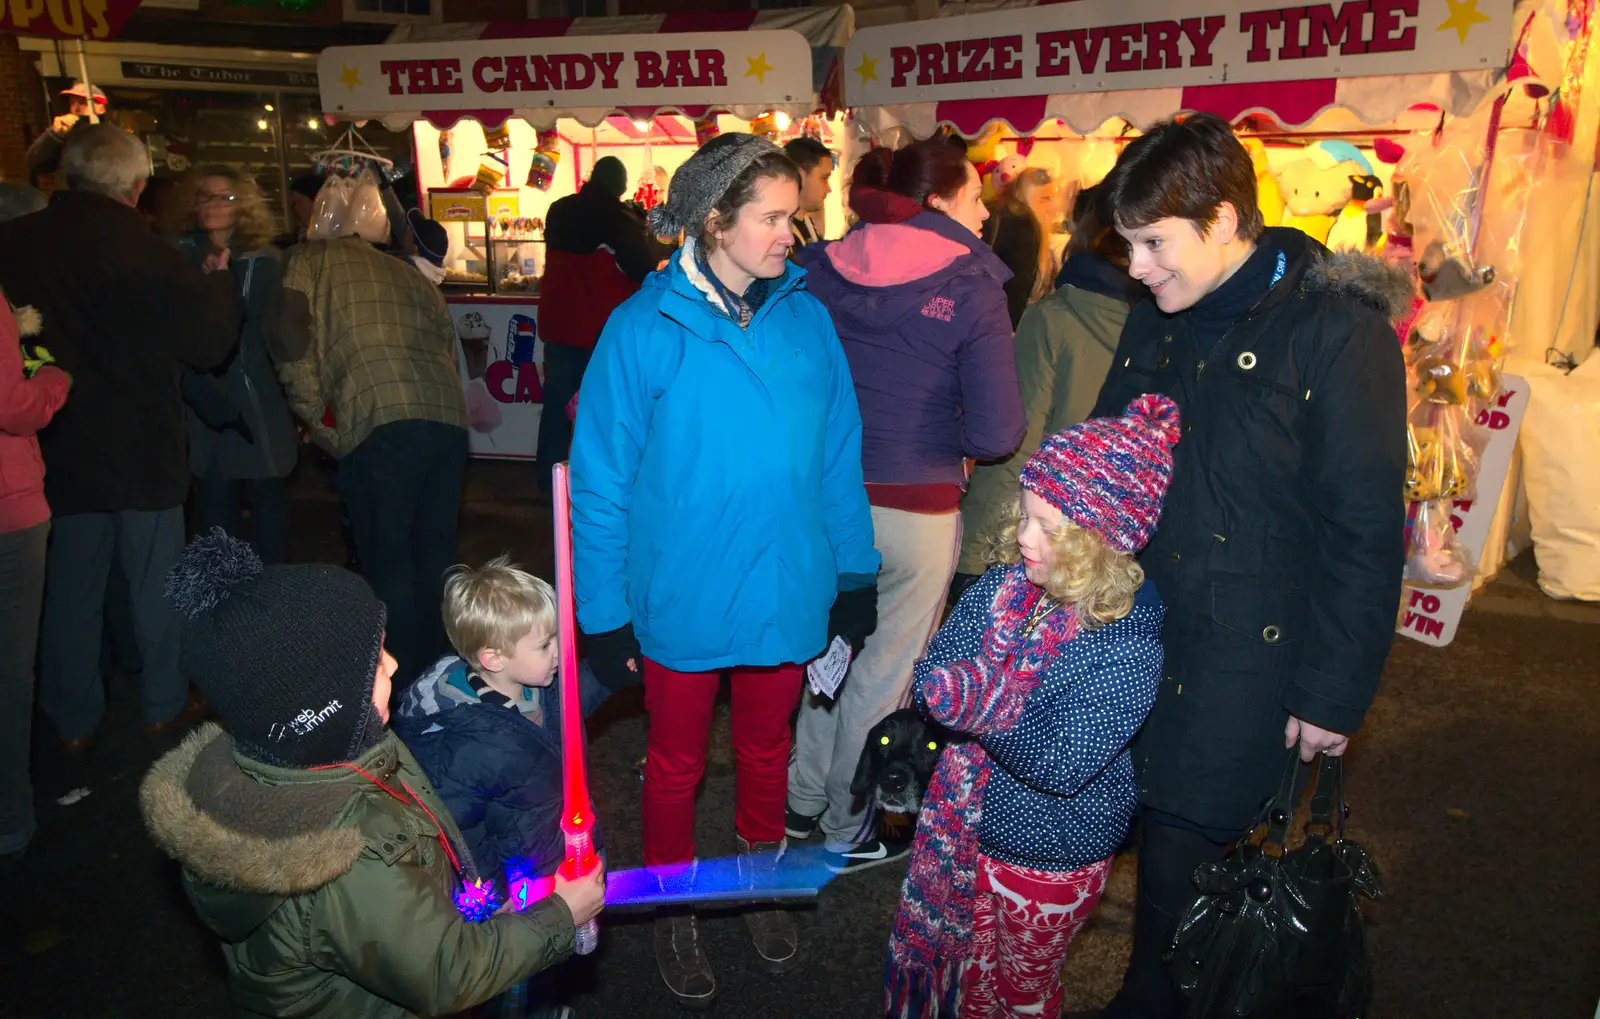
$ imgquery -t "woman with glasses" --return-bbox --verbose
[178,167,298,563]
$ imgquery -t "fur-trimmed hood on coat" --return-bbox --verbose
[139,723,373,935]
[1275,226,1416,322]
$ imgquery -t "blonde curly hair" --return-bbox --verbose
[191,165,280,252]
[988,494,1145,629]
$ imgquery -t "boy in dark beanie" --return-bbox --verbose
[139,530,605,1019]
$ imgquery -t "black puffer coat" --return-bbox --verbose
[1092,227,1412,831]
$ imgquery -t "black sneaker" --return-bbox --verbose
[784,805,822,840]
[824,836,912,874]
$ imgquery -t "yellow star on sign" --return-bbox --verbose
[1436,0,1491,43]
[338,65,363,91]
[855,53,879,85]
[745,52,774,84]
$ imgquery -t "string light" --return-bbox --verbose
[255,119,269,131]
[306,118,320,130]
[264,103,274,112]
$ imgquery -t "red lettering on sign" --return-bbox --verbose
[1038,30,1073,77]
[1181,15,1227,67]
[563,54,596,89]
[1143,20,1183,70]
[528,54,561,90]
[1071,27,1107,75]
[1368,0,1418,52]
[992,35,1023,79]
[593,51,624,88]
[944,41,963,83]
[515,361,544,403]
[1239,9,1281,62]
[917,42,947,85]
[1475,409,1511,431]
[959,38,992,81]
[890,46,917,88]
[1278,6,1310,59]
[1407,589,1442,614]
[504,56,534,92]
[435,59,463,94]
[1105,23,1144,72]
[380,60,409,95]
[473,56,505,93]
[664,50,701,87]
[695,49,726,86]
[487,360,516,403]
[1496,389,1515,408]
[634,51,664,88]
[1304,1,1372,57]
[1402,610,1444,638]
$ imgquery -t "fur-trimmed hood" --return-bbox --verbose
[140,723,374,938]
[1272,226,1415,322]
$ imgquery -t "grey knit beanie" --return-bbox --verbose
[648,132,787,239]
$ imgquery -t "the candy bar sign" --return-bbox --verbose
[319,30,813,115]
[845,0,1510,106]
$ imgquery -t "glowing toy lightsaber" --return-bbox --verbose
[552,461,599,955]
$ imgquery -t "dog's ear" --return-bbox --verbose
[850,728,883,797]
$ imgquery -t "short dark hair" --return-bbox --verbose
[1066,182,1127,267]
[1100,114,1263,241]
[783,137,833,174]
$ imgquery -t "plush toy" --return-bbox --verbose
[1325,173,1386,252]
[1239,137,1283,228]
[967,123,1006,202]
[1277,140,1376,245]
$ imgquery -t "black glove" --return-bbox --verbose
[947,572,981,606]
[585,622,643,691]
[828,584,879,656]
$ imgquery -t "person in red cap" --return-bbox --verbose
[26,81,109,185]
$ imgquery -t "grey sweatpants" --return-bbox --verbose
[0,522,48,854]
[38,509,186,742]
[788,506,961,850]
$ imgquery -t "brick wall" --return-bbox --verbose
[0,36,45,184]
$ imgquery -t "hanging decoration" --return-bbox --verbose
[526,128,560,191]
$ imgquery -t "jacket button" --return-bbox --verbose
[1213,533,1226,543]
[383,842,395,852]
[1155,353,1170,369]
[1237,351,1258,370]
[1162,333,1173,344]
[395,833,409,842]
[1262,625,1283,644]
[1168,551,1181,563]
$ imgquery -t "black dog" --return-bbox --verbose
[850,708,947,817]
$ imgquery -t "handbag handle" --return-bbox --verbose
[1305,752,1346,841]
[1259,750,1305,858]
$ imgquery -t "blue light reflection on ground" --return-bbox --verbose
[603,843,843,910]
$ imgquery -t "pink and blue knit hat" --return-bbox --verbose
[1019,393,1181,554]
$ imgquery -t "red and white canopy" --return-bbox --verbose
[844,0,1541,137]
[318,6,851,131]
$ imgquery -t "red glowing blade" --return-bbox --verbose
[552,463,593,841]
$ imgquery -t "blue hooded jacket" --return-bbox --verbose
[570,243,880,672]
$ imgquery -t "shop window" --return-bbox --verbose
[344,0,439,23]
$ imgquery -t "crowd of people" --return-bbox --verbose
[0,108,1410,1019]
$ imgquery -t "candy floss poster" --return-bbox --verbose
[451,302,544,460]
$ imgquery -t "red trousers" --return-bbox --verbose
[641,658,805,868]
[956,853,1114,1019]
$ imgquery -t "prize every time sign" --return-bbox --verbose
[319,30,813,116]
[845,0,1509,105]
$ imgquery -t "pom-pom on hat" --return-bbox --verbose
[1019,394,1182,554]
[166,530,389,769]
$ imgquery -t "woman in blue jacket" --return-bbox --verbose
[884,395,1178,1019]
[568,134,880,1007]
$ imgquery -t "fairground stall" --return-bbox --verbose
[844,0,1600,641]
[315,7,853,460]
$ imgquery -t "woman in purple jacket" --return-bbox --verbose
[787,140,1025,871]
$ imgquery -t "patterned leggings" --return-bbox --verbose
[956,853,1115,1019]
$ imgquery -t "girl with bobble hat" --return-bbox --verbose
[885,394,1180,1019]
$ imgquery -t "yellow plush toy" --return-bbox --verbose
[1239,137,1283,228]
[1276,140,1375,245]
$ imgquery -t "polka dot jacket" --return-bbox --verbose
[914,565,1166,871]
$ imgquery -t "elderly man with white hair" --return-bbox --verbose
[0,123,237,753]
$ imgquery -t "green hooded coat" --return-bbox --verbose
[140,723,576,1018]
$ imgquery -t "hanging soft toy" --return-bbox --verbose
[1238,137,1283,228]
[967,123,1007,202]
[1277,140,1376,245]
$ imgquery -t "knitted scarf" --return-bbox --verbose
[885,564,1081,1019]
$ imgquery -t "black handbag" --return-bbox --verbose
[1167,751,1384,1019]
